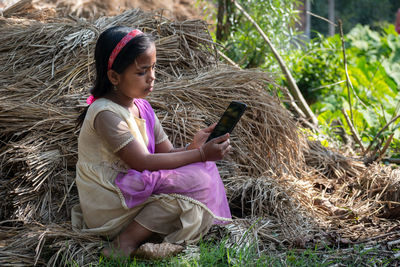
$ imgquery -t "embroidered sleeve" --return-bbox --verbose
[154,114,169,145]
[94,110,135,153]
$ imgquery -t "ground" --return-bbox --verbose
[0,0,210,20]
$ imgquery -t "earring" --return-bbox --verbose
[113,85,118,91]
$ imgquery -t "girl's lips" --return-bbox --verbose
[147,86,153,92]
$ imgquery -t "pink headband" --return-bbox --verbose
[107,29,143,71]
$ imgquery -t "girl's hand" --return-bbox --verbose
[201,133,231,161]
[188,123,217,149]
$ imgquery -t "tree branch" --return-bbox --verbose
[338,20,354,123]
[341,108,365,152]
[232,0,318,126]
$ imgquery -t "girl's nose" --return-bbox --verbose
[148,69,155,82]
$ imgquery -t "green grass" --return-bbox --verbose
[94,238,271,267]
[78,239,397,267]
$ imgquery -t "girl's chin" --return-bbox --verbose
[138,91,150,99]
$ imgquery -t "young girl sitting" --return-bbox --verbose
[71,26,232,258]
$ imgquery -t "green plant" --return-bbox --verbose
[218,0,302,70]
[288,24,400,157]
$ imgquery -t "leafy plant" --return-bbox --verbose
[218,0,302,71]
[288,24,400,157]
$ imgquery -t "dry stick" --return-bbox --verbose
[376,133,394,162]
[282,86,314,127]
[232,0,318,126]
[217,50,241,69]
[341,108,365,152]
[352,231,400,244]
[338,20,354,124]
[307,11,337,27]
[364,114,400,156]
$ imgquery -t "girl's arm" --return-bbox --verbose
[117,133,230,172]
[155,139,195,153]
[155,123,217,153]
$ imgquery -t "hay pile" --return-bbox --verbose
[1,3,400,266]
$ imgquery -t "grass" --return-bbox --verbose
[93,238,270,267]
[85,239,398,267]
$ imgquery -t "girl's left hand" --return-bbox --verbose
[187,123,216,150]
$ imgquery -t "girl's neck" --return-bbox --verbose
[105,91,135,108]
[104,91,141,118]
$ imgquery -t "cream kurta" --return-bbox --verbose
[71,98,213,242]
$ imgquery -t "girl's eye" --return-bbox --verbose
[136,64,156,76]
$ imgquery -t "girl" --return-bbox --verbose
[72,26,232,258]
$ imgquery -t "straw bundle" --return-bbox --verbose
[304,140,366,180]
[0,223,101,266]
[0,9,217,98]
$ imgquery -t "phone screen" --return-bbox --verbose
[206,101,247,142]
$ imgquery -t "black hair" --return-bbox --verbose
[76,26,155,128]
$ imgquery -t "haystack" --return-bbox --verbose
[1,3,400,266]
[0,7,314,265]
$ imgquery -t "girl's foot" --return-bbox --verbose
[100,238,136,258]
[133,242,184,259]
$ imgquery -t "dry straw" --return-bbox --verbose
[0,2,399,265]
[0,7,311,264]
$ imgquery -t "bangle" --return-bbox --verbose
[185,143,191,150]
[198,147,206,162]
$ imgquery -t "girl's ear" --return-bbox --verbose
[107,69,120,86]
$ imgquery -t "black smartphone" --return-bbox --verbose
[206,101,247,142]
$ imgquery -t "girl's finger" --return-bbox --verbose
[220,139,230,150]
[204,123,217,133]
[224,145,232,154]
[212,133,229,144]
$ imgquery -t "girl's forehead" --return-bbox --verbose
[134,44,156,67]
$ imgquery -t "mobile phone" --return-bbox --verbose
[206,101,247,142]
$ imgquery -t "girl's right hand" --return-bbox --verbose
[201,133,231,161]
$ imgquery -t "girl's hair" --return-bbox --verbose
[76,26,155,128]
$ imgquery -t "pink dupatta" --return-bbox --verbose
[114,99,232,224]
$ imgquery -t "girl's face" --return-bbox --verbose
[115,43,156,99]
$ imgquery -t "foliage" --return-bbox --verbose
[287,32,343,105]
[288,24,400,156]
[217,0,303,70]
